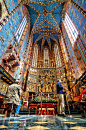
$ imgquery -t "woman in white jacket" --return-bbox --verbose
[4,80,21,117]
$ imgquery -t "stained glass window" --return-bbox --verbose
[15,15,27,43]
[63,13,78,47]
[32,44,38,68]
[44,48,49,68]
[54,44,62,68]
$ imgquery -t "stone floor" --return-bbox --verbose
[0,114,86,130]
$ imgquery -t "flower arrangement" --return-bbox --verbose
[34,96,56,102]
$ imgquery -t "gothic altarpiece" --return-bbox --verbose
[26,45,67,96]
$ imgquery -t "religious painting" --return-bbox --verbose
[27,83,36,92]
[27,68,37,92]
[37,68,57,93]
[0,79,9,96]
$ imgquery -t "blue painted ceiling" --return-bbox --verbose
[27,0,65,50]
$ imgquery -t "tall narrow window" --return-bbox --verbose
[32,44,38,68]
[54,44,62,68]
[15,15,27,43]
[44,48,49,68]
[63,13,78,47]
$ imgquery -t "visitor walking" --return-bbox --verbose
[56,79,66,116]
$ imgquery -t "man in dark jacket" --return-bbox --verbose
[56,79,65,116]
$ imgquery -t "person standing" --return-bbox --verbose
[56,79,65,116]
[80,85,86,101]
[14,82,23,116]
[80,85,86,117]
[4,79,21,117]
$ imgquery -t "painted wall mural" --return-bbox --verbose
[4,0,18,12]
[0,0,8,21]
[76,39,85,64]
[69,4,86,41]
[63,2,85,74]
[13,67,20,80]
[0,79,9,96]
[73,0,86,9]
[21,5,27,18]
[13,32,28,79]
[63,27,81,79]
[19,32,28,60]
[0,8,22,63]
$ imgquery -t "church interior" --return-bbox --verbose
[0,0,86,129]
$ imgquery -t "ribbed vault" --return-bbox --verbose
[26,0,66,50]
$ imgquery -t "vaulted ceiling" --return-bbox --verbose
[27,0,66,50]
